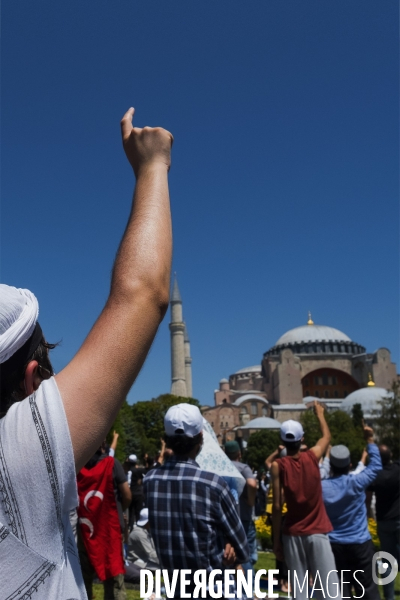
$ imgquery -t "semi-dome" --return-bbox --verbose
[276,324,351,346]
[341,387,393,419]
[238,416,281,429]
[234,365,261,374]
[233,394,268,406]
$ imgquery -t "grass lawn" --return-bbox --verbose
[93,583,141,599]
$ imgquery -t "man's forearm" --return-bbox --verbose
[111,163,172,308]
[317,413,330,441]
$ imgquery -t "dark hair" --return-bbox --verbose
[225,450,240,461]
[164,432,202,456]
[0,338,57,416]
[283,439,302,452]
[379,445,392,466]
[331,463,351,476]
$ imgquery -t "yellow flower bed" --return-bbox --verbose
[255,515,272,550]
[368,518,380,550]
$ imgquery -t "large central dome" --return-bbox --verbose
[264,316,365,357]
[276,324,351,346]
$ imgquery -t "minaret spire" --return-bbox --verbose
[184,323,193,397]
[169,274,188,397]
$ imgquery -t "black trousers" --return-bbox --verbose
[129,494,144,529]
[331,539,380,600]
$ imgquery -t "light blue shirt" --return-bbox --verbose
[321,443,382,544]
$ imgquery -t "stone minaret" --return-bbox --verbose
[169,275,188,397]
[184,323,193,397]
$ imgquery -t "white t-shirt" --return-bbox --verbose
[0,377,87,599]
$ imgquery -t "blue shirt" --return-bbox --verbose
[321,443,382,544]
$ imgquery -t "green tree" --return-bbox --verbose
[375,383,400,459]
[351,403,364,429]
[107,399,142,463]
[244,430,281,471]
[301,409,364,466]
[132,394,199,439]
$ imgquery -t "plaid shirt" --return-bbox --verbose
[143,457,249,572]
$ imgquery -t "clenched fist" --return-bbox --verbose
[121,107,173,176]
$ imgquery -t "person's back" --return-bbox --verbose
[278,450,332,536]
[0,377,85,599]
[144,403,248,599]
[369,446,400,600]
[144,455,247,572]
[127,508,159,569]
[322,442,382,543]
[271,406,340,600]
[225,441,258,581]
[370,455,400,523]
[321,430,382,600]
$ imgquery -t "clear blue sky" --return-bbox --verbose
[2,1,398,406]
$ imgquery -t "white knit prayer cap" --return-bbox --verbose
[0,285,39,364]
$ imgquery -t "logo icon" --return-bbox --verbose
[372,551,398,586]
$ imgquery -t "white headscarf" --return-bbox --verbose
[0,285,39,364]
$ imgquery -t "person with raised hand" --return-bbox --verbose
[271,401,339,600]
[322,421,382,599]
[0,107,173,600]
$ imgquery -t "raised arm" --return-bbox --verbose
[271,461,284,561]
[110,431,119,455]
[56,108,173,471]
[311,401,331,460]
[265,448,280,471]
[352,423,382,490]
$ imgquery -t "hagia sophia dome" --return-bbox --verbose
[275,324,351,346]
[265,314,366,358]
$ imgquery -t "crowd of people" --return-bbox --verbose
[0,109,398,600]
[70,400,398,600]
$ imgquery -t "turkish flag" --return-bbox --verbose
[77,456,125,581]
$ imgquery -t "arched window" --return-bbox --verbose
[262,407,268,416]
[251,402,257,416]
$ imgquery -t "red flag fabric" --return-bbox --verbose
[77,456,125,581]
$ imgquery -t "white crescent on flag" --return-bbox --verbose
[79,517,94,538]
[84,490,104,511]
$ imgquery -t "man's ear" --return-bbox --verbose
[24,360,41,397]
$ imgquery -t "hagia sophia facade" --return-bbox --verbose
[169,278,398,443]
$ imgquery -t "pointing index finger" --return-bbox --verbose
[120,107,135,139]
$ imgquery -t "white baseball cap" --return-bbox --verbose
[164,403,203,438]
[137,508,149,527]
[280,420,304,442]
[128,454,138,463]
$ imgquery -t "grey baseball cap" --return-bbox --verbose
[330,445,351,468]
